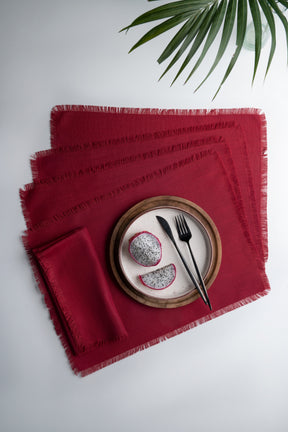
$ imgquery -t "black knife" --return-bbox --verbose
[156,215,208,306]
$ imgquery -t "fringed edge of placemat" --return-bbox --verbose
[80,280,270,377]
[259,112,268,261]
[49,104,268,261]
[19,105,269,377]
[49,104,263,148]
[19,145,270,376]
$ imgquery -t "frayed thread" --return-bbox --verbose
[79,282,270,377]
[50,104,264,117]
[259,112,268,261]
[32,136,223,186]
[50,104,262,149]
[22,149,213,232]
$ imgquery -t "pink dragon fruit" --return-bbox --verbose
[128,231,162,267]
[139,264,176,290]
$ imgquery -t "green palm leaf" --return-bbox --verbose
[213,0,247,98]
[121,0,288,96]
[258,0,276,76]
[128,12,197,52]
[158,11,210,80]
[171,2,220,84]
[157,15,199,64]
[120,0,212,31]
[248,0,263,82]
[274,0,288,9]
[195,0,237,91]
[184,0,228,83]
[267,0,288,62]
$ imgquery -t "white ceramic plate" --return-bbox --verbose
[119,207,212,300]
[109,196,222,308]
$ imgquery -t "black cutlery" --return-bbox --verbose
[156,215,208,307]
[175,214,212,310]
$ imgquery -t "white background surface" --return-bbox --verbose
[0,1,287,431]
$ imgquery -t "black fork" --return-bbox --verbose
[175,214,212,310]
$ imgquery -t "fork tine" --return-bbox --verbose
[175,215,182,236]
[178,214,187,235]
[181,214,190,234]
[179,214,185,233]
[175,213,211,309]
[178,215,184,235]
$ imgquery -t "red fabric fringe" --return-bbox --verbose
[20,105,269,376]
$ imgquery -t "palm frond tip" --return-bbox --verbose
[122,0,288,96]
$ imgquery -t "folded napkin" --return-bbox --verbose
[20,106,270,376]
[32,227,127,355]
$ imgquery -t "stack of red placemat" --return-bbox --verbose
[20,105,270,376]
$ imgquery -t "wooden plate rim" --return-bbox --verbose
[109,195,222,308]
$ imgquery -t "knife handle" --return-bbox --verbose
[172,239,208,305]
[187,242,212,310]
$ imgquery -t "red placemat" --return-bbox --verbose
[20,106,269,376]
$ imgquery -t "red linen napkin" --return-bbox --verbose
[32,227,127,355]
[20,106,269,376]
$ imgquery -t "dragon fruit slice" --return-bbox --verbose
[129,231,162,267]
[139,264,176,290]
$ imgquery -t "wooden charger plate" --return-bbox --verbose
[109,196,222,308]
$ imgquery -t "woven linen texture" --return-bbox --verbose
[20,106,269,376]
